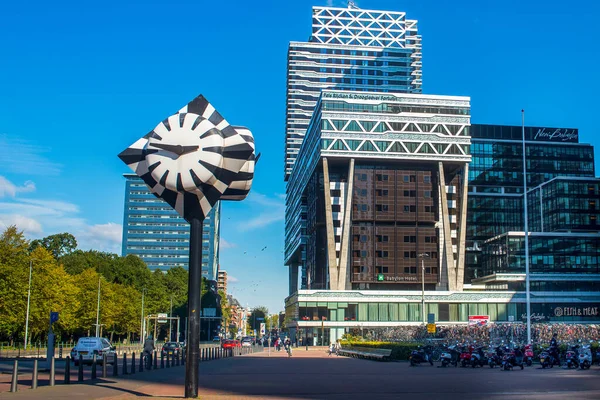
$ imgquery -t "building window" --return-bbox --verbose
[376,235,389,242]
[424,176,431,183]
[376,251,389,258]
[376,204,389,212]
[331,189,341,197]
[410,175,416,182]
[376,174,389,181]
[403,175,409,182]
[424,190,431,198]
[332,205,341,212]
[425,206,432,212]
[360,235,368,243]
[404,235,417,243]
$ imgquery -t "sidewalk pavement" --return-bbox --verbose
[0,348,327,400]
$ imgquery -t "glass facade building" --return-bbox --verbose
[122,174,220,278]
[284,5,422,180]
[466,124,596,281]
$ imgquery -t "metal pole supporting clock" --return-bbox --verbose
[119,95,256,398]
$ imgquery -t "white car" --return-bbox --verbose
[73,337,116,365]
[241,338,252,347]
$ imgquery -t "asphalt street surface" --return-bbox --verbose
[0,350,599,399]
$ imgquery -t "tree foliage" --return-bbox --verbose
[0,226,194,345]
[30,232,77,259]
[248,306,268,335]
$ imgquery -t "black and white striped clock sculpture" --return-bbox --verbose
[118,95,255,222]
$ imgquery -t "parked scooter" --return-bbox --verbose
[459,345,473,368]
[488,346,503,368]
[501,345,524,371]
[541,344,561,369]
[565,344,580,369]
[471,346,487,368]
[440,345,460,367]
[578,343,592,369]
[409,346,433,366]
[523,344,534,367]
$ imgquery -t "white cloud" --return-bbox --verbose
[0,134,62,176]
[0,214,43,234]
[0,191,121,253]
[228,275,239,284]
[220,238,237,249]
[240,192,285,231]
[0,176,36,198]
[326,0,349,7]
[78,223,123,254]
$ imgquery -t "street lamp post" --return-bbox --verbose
[418,253,430,324]
[521,110,532,345]
[24,260,33,350]
[140,289,145,342]
[95,277,101,337]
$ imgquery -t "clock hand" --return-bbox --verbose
[150,143,184,155]
[179,145,199,155]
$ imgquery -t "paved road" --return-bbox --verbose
[1,350,599,399]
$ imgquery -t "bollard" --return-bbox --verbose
[78,355,84,382]
[113,354,119,376]
[200,348,204,361]
[153,351,158,370]
[139,351,143,372]
[102,354,107,378]
[122,353,128,375]
[64,357,71,384]
[91,355,97,379]
[131,352,136,375]
[50,356,56,386]
[32,358,38,389]
[10,359,18,392]
[160,352,164,368]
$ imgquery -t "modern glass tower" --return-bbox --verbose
[284,5,422,180]
[122,174,220,279]
[285,4,423,290]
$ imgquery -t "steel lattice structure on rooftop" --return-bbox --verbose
[284,5,422,181]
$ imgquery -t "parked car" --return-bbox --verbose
[212,336,221,343]
[221,340,241,349]
[72,337,116,366]
[241,337,253,347]
[161,342,182,357]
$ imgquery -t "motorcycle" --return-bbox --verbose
[501,348,524,371]
[565,345,580,369]
[488,346,503,369]
[459,345,473,368]
[524,344,534,367]
[540,350,551,369]
[578,344,592,369]
[409,346,433,366]
[471,346,487,368]
[440,345,460,367]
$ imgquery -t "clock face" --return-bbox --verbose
[145,113,224,193]
[118,94,255,222]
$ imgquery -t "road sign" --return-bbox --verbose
[50,312,59,324]
[260,323,266,335]
[427,323,436,333]
[427,313,435,324]
[256,317,264,321]
[377,274,384,281]
[157,313,168,323]
[203,308,217,317]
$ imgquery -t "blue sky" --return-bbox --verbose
[1,0,599,313]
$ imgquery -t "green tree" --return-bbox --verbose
[0,226,31,343]
[30,233,77,259]
[219,290,230,333]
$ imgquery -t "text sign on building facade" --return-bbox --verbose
[529,127,578,143]
[468,315,490,326]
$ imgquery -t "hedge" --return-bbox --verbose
[340,340,420,360]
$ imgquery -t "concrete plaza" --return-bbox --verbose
[1,349,600,399]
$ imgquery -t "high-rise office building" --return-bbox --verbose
[285,5,423,290]
[284,5,422,180]
[122,174,221,278]
[218,269,228,294]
